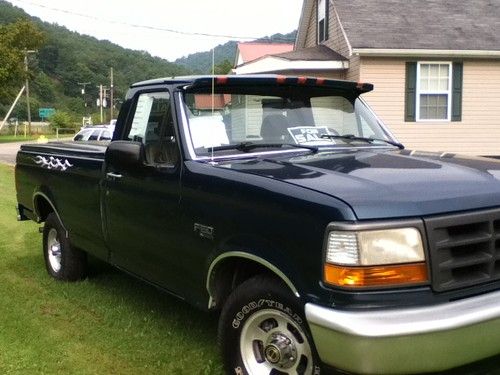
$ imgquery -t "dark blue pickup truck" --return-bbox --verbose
[15,75,500,374]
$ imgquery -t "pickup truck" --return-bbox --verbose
[15,75,500,374]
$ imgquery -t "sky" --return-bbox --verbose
[6,0,304,61]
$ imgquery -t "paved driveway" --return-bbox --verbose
[0,141,26,165]
[0,138,74,165]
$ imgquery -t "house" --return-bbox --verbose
[233,42,296,74]
[233,44,348,75]
[289,0,500,156]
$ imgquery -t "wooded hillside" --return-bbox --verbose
[0,1,190,123]
[174,31,297,73]
[0,1,297,124]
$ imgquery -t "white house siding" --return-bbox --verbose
[327,2,351,58]
[303,1,351,59]
[245,96,267,137]
[359,57,500,156]
[346,55,360,82]
[305,1,317,48]
[230,95,247,141]
[230,96,282,141]
[311,96,357,134]
[312,71,345,79]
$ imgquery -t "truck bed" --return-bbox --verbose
[16,141,109,260]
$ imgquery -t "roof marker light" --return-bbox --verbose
[298,76,307,84]
[276,76,287,84]
[216,76,228,84]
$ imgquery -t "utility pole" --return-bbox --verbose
[24,49,37,136]
[98,85,103,123]
[77,82,91,107]
[102,86,108,123]
[97,85,109,123]
[110,67,114,121]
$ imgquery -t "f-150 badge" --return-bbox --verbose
[194,223,214,240]
[34,155,73,171]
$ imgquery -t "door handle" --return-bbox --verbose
[106,172,123,180]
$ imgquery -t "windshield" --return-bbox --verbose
[183,86,394,157]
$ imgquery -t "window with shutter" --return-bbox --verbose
[405,61,463,122]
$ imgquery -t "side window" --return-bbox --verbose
[74,129,91,141]
[88,129,101,141]
[417,62,452,121]
[127,91,178,166]
[128,92,166,142]
[100,130,112,141]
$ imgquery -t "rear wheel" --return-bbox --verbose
[218,275,321,375]
[43,213,87,281]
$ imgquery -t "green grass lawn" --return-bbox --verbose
[0,134,63,144]
[0,163,223,374]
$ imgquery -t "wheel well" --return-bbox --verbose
[209,257,295,310]
[34,195,54,222]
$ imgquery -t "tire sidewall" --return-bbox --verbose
[219,277,322,375]
[43,213,66,279]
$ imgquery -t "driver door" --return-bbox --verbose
[103,90,184,294]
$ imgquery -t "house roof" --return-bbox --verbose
[232,46,348,74]
[236,42,294,65]
[297,0,500,52]
[274,45,347,61]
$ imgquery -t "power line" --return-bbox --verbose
[10,0,296,41]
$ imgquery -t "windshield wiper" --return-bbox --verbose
[210,142,318,153]
[321,134,404,149]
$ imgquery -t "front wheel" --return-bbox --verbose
[43,212,87,281]
[218,275,322,375]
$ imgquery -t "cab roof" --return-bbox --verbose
[130,75,373,94]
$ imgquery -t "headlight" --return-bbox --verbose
[324,227,428,288]
[326,228,425,266]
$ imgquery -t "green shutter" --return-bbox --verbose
[405,62,417,122]
[452,62,463,122]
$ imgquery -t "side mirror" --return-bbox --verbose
[105,141,145,170]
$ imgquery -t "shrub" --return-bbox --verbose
[48,111,75,129]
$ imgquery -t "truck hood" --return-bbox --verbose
[217,149,500,219]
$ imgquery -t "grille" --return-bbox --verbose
[425,208,500,292]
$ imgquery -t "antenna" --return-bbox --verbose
[212,48,215,115]
[211,47,215,162]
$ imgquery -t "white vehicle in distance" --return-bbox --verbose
[73,125,115,142]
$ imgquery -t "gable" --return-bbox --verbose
[297,0,500,52]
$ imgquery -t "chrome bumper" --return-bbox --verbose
[306,289,500,374]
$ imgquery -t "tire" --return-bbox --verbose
[43,212,87,281]
[218,274,322,375]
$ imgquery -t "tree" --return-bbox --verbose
[0,19,45,102]
[48,111,76,129]
[33,72,56,103]
[214,59,233,75]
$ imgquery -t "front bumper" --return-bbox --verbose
[305,289,500,374]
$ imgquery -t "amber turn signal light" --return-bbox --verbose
[324,262,428,288]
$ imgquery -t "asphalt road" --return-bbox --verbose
[0,141,26,165]
[0,138,73,165]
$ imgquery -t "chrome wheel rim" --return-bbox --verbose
[240,309,313,375]
[47,228,62,273]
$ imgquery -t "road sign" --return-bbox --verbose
[39,108,55,120]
